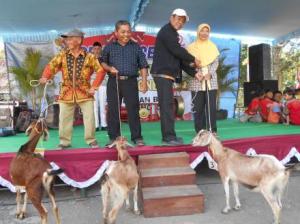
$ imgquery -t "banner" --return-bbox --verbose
[4,31,240,119]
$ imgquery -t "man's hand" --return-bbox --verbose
[204,73,212,80]
[88,88,96,95]
[110,66,119,75]
[140,79,148,93]
[195,71,204,81]
[39,77,48,84]
[194,59,201,68]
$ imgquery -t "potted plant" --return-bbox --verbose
[10,48,47,113]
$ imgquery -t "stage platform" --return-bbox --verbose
[1,119,300,192]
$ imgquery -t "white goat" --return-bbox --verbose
[100,136,140,224]
[192,130,299,224]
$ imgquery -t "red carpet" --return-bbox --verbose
[1,134,300,192]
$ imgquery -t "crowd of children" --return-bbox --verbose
[240,88,300,125]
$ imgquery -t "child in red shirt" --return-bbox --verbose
[283,88,300,125]
[259,89,273,122]
[240,91,264,122]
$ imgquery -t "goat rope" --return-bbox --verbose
[115,73,123,137]
[190,80,212,132]
[29,79,53,119]
[205,81,212,132]
[30,79,53,147]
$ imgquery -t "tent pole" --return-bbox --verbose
[4,43,13,101]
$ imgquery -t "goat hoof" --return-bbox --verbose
[234,205,241,211]
[103,218,108,224]
[221,208,231,214]
[134,210,141,215]
[16,212,26,219]
[125,206,131,211]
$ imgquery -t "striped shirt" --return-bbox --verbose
[188,58,219,91]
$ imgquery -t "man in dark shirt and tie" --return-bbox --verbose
[101,20,148,146]
[151,8,201,145]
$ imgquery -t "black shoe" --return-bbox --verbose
[101,127,107,131]
[132,139,145,146]
[95,127,100,132]
[162,137,183,146]
[57,144,71,150]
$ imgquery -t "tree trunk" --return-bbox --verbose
[272,46,283,90]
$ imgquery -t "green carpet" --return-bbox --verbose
[0,119,299,153]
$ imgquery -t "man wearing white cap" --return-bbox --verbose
[151,9,201,146]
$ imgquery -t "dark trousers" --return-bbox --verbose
[154,77,177,141]
[192,90,217,133]
[106,77,142,141]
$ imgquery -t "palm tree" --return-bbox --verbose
[216,49,237,110]
[10,48,44,112]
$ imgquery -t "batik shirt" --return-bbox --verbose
[42,49,105,103]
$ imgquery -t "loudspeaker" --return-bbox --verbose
[249,44,272,82]
[243,80,278,106]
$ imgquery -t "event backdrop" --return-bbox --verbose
[4,31,240,118]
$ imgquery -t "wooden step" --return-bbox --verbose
[138,152,189,169]
[140,167,196,187]
[142,185,204,217]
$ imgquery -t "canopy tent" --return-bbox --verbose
[0,0,299,118]
[0,0,299,42]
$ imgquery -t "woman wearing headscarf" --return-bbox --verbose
[187,23,220,133]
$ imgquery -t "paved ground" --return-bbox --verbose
[1,163,299,224]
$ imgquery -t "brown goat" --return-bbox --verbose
[192,130,298,224]
[9,119,63,224]
[101,136,140,224]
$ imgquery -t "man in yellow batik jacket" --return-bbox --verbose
[40,29,106,149]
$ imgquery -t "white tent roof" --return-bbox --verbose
[0,0,299,42]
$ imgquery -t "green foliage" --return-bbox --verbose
[216,48,238,109]
[239,44,248,86]
[279,47,300,89]
[10,48,44,112]
[236,44,248,108]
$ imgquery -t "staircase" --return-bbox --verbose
[139,152,204,217]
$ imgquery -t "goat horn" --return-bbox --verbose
[25,125,33,136]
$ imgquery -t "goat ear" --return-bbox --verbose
[198,129,206,135]
[25,124,33,136]
[18,143,28,153]
[192,139,201,147]
[192,136,203,146]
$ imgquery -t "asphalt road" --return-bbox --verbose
[1,164,299,224]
